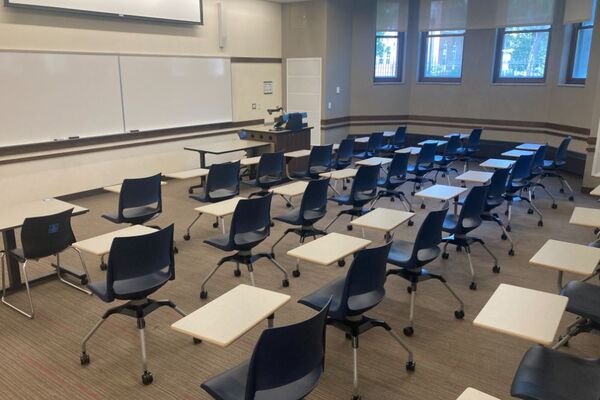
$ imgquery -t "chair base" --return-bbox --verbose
[271,225,328,277]
[553,316,599,349]
[199,250,290,299]
[373,190,414,216]
[80,298,190,385]
[539,171,575,201]
[442,234,500,290]
[504,193,544,232]
[386,267,465,335]
[482,212,515,256]
[325,206,372,232]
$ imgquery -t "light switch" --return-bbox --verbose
[328,102,332,109]
[336,86,341,94]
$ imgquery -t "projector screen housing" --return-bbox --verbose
[4,0,203,25]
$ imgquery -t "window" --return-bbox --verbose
[374,31,404,82]
[494,25,551,83]
[419,30,465,82]
[567,20,594,84]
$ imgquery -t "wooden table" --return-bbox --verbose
[284,149,311,158]
[396,147,421,155]
[271,181,308,207]
[171,284,291,346]
[187,197,245,237]
[457,388,499,400]
[240,156,262,167]
[355,157,393,166]
[529,239,600,291]
[501,149,534,158]
[415,184,467,213]
[569,207,600,229]
[73,225,157,257]
[455,171,493,185]
[104,181,167,194]
[516,143,543,151]
[0,199,89,290]
[320,168,357,180]
[479,158,514,170]
[350,208,414,241]
[287,232,371,272]
[164,169,209,180]
[474,284,568,346]
[418,139,448,146]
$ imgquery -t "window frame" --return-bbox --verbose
[418,30,466,83]
[493,25,552,84]
[566,22,594,85]
[373,31,405,83]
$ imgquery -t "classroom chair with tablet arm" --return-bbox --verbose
[291,144,333,180]
[527,145,557,210]
[406,142,437,202]
[245,152,288,198]
[372,152,413,217]
[553,280,600,349]
[503,154,543,232]
[539,136,574,201]
[456,128,482,173]
[354,132,385,160]
[380,126,407,154]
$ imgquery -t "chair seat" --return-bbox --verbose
[190,189,237,203]
[102,206,159,225]
[88,270,171,303]
[274,208,302,225]
[204,231,268,252]
[309,166,330,175]
[247,176,288,189]
[201,360,249,400]
[407,164,431,175]
[442,214,460,232]
[330,192,375,206]
[334,161,352,170]
[511,345,600,400]
[484,198,504,211]
[387,240,415,265]
[561,281,600,323]
[298,277,345,320]
[354,151,375,160]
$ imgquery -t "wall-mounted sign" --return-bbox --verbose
[263,81,273,95]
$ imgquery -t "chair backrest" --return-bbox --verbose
[257,152,285,182]
[336,138,355,163]
[457,185,489,230]
[509,154,535,183]
[487,168,510,200]
[386,152,410,183]
[118,174,163,220]
[245,299,331,399]
[412,207,448,260]
[416,142,437,166]
[393,126,407,146]
[554,136,571,164]
[367,132,385,152]
[309,145,333,169]
[229,194,273,245]
[206,161,241,199]
[350,165,379,201]
[238,130,249,140]
[444,135,461,156]
[299,178,330,222]
[531,144,548,175]
[106,225,175,301]
[341,242,392,315]
[21,208,76,259]
[467,128,483,148]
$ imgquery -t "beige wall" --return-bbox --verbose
[0,0,283,205]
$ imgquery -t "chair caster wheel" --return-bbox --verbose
[338,260,346,267]
[233,269,241,277]
[282,279,290,288]
[454,310,465,320]
[403,327,414,337]
[420,204,426,209]
[142,371,153,385]
[406,361,416,372]
[188,188,194,194]
[286,203,292,208]
[174,247,179,254]
[559,188,565,193]
[390,197,395,202]
[568,196,574,201]
[456,246,462,252]
[538,221,544,227]
[80,277,89,286]
[270,222,275,227]
[407,286,412,294]
[442,253,449,259]
[183,234,191,241]
[347,225,353,231]
[492,265,501,274]
[292,270,301,278]
[193,338,202,344]
[551,204,557,209]
[504,210,509,216]
[80,352,90,365]
[527,209,534,214]
[408,220,414,227]
[200,290,208,300]
[352,395,362,400]
[411,192,415,196]
[212,222,219,228]
[508,249,515,256]
[345,333,352,340]
[469,282,477,291]
[506,226,511,232]
[100,263,107,271]
[501,234,507,240]
[531,194,536,200]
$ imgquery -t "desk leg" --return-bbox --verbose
[2,229,21,289]
[453,196,459,214]
[267,313,275,328]
[189,152,207,194]
[557,271,564,293]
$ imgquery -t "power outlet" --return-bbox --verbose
[252,103,257,110]
[328,102,332,110]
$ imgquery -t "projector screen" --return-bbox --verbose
[5,0,203,24]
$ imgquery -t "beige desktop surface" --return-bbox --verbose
[73,225,157,256]
[287,232,371,266]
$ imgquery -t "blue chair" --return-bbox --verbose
[1,209,90,319]
[291,145,333,180]
[270,178,330,277]
[381,126,407,153]
[354,132,385,159]
[406,142,437,203]
[540,136,574,201]
[325,165,379,232]
[245,152,288,197]
[457,128,483,172]
[511,345,600,400]
[199,194,290,299]
[201,300,331,400]
[441,185,500,291]
[433,135,461,183]
[481,168,515,256]
[299,243,415,400]
[387,208,464,336]
[554,280,600,348]
[334,138,356,171]
[372,152,413,215]
[102,173,163,226]
[503,155,543,232]
[185,161,241,237]
[528,144,557,209]
[79,225,189,385]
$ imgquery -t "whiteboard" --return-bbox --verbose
[0,52,124,146]
[6,0,202,24]
[120,56,233,133]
